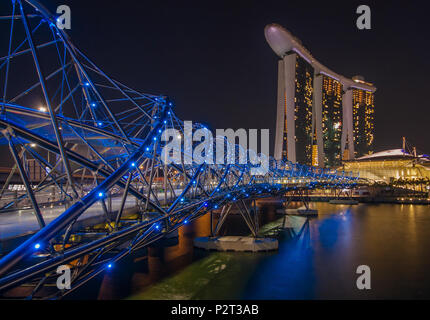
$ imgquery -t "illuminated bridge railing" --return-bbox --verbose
[0,0,359,298]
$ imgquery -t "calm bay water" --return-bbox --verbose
[78,203,430,300]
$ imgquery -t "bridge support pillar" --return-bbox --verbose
[279,190,318,217]
[283,189,311,210]
[211,200,260,238]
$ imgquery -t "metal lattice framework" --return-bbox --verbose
[0,0,360,299]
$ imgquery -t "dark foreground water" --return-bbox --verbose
[78,203,430,299]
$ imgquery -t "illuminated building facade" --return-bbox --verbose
[343,149,430,183]
[321,75,343,166]
[294,56,314,165]
[352,87,375,157]
[275,53,314,165]
[265,24,377,167]
[311,128,319,167]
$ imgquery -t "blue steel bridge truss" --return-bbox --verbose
[0,0,360,298]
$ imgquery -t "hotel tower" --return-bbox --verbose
[265,24,377,167]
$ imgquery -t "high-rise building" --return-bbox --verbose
[294,56,314,165]
[352,84,375,158]
[265,23,377,167]
[321,75,343,167]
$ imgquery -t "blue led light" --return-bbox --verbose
[34,243,41,250]
[153,137,157,141]
[155,224,160,230]
[163,120,167,124]
[107,263,112,269]
[84,82,90,86]
[131,162,136,167]
[98,192,104,198]
[184,220,188,224]
[98,122,102,126]
[146,147,150,151]
[91,103,96,107]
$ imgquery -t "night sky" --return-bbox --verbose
[7,0,430,154]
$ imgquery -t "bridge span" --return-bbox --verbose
[0,1,362,298]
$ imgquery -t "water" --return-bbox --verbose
[82,203,430,299]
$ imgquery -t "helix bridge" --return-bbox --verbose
[0,0,361,298]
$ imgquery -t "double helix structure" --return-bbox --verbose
[0,0,361,298]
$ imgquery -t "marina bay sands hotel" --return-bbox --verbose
[265,24,376,168]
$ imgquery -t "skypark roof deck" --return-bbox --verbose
[264,23,376,92]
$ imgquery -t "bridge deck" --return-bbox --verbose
[0,197,138,241]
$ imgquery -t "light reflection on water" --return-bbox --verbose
[78,203,430,300]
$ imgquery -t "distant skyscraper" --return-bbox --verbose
[294,56,314,165]
[265,24,377,167]
[321,75,343,167]
[352,86,375,157]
